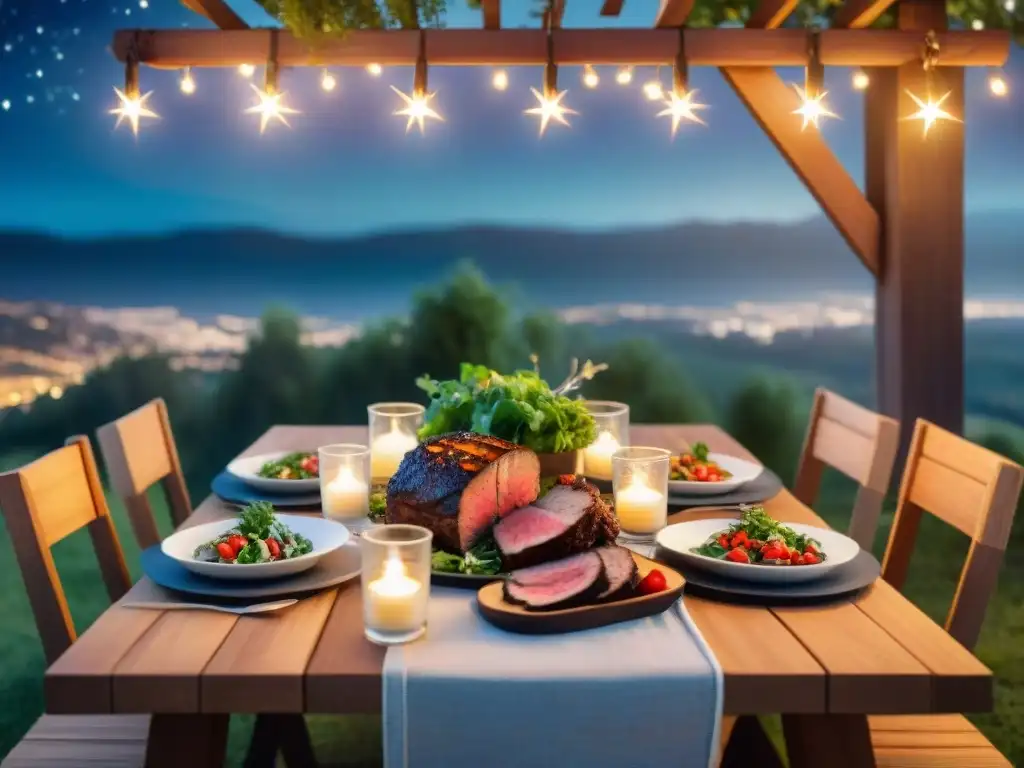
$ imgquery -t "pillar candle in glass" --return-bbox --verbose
[612,447,670,543]
[368,402,425,483]
[319,444,370,531]
[582,401,630,480]
[361,524,433,645]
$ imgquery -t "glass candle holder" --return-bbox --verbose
[582,401,630,481]
[368,402,425,483]
[361,524,433,645]
[319,444,370,530]
[612,447,671,543]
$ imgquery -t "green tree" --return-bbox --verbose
[725,376,803,484]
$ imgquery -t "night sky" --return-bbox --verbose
[0,0,1022,237]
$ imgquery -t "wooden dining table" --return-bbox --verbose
[44,424,993,768]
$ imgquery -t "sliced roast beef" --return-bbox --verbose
[493,477,617,570]
[503,550,607,611]
[386,431,540,552]
[595,545,640,600]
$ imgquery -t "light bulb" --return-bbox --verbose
[852,70,869,91]
[179,68,195,95]
[492,69,509,91]
[988,72,1008,98]
[238,63,255,78]
[643,79,664,101]
[321,69,337,92]
[582,65,599,89]
[366,63,383,77]
[615,66,633,85]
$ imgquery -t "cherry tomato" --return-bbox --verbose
[266,538,281,559]
[803,552,821,565]
[680,454,694,465]
[790,551,804,565]
[730,530,749,548]
[804,543,818,555]
[762,543,787,562]
[717,534,731,549]
[725,548,750,563]
[749,540,763,551]
[227,535,247,554]
[216,542,235,561]
[637,569,668,595]
[694,465,709,481]
[707,472,721,482]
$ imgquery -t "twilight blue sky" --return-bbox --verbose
[0,0,1022,237]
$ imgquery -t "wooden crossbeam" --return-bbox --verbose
[112,28,1010,69]
[655,0,697,28]
[481,0,500,30]
[746,0,800,29]
[833,0,898,29]
[721,68,880,274]
[180,0,247,30]
[601,0,625,15]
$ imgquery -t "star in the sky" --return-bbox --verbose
[245,83,299,134]
[902,89,960,137]
[656,89,708,137]
[109,87,158,136]
[524,87,576,136]
[390,85,443,134]
[791,84,837,131]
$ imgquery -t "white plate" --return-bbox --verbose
[161,514,350,580]
[228,451,321,494]
[667,453,763,496]
[656,517,860,584]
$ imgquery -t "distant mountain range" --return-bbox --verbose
[2,213,1020,320]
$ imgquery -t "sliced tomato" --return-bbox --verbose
[725,548,750,563]
[266,538,282,560]
[803,552,821,565]
[216,542,235,561]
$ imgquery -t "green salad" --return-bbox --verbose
[258,452,318,480]
[416,360,605,454]
[691,505,826,567]
[193,502,313,564]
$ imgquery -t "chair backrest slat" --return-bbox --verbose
[97,398,192,549]
[882,420,1024,650]
[793,388,900,550]
[0,437,132,664]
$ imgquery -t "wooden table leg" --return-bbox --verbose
[719,716,784,768]
[783,714,877,768]
[244,714,317,768]
[145,713,229,768]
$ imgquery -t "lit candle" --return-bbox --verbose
[322,465,368,521]
[615,473,667,534]
[584,431,620,480]
[371,425,417,481]
[366,555,425,634]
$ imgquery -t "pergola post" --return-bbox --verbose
[868,0,965,458]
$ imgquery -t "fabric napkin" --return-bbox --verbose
[382,586,723,768]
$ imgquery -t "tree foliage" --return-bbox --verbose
[725,375,804,484]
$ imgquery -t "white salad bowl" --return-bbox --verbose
[667,453,763,496]
[228,451,321,494]
[161,514,351,580]
[656,517,860,584]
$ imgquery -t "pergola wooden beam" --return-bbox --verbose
[600,0,625,16]
[179,0,248,30]
[111,28,1010,69]
[480,0,500,30]
[746,0,800,30]
[833,0,899,29]
[655,0,697,28]
[543,0,566,29]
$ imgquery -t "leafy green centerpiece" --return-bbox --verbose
[416,358,606,454]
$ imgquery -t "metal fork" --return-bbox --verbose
[125,598,298,614]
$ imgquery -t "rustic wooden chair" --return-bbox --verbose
[97,398,192,550]
[867,419,1023,768]
[793,388,901,551]
[0,436,149,767]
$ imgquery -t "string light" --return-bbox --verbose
[852,69,869,91]
[110,50,158,136]
[582,64,599,89]
[656,29,708,137]
[792,31,837,131]
[988,69,1009,98]
[179,66,196,95]
[238,63,255,78]
[643,67,664,101]
[391,32,443,134]
[366,63,383,77]
[320,69,337,92]
[244,32,299,134]
[615,66,633,85]
[525,25,576,136]
[492,69,509,91]
[902,30,959,138]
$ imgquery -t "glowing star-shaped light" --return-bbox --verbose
[110,87,158,136]
[245,83,299,134]
[390,86,443,134]
[657,89,708,137]
[524,87,576,136]
[791,84,837,131]
[902,89,959,137]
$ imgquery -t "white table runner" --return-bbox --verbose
[382,586,723,768]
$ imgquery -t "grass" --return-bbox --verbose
[0,452,1021,766]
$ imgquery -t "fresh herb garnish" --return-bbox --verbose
[430,534,504,575]
[367,487,387,523]
[238,501,276,540]
[692,442,710,462]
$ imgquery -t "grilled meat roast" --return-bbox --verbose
[386,431,541,552]
[503,545,639,611]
